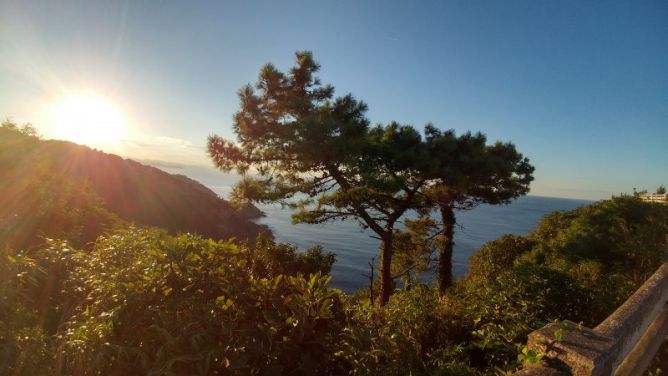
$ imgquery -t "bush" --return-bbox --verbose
[336,286,472,375]
[0,248,53,375]
[1,197,666,375]
[245,235,336,278]
[1,228,343,375]
[456,265,592,372]
[520,196,668,322]
[467,235,534,279]
[527,196,667,280]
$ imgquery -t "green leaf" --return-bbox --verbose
[554,328,563,341]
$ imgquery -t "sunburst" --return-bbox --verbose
[48,94,128,148]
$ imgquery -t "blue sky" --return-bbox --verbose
[1,0,666,199]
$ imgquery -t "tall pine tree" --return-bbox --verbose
[421,126,534,293]
[208,52,429,305]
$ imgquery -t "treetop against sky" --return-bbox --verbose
[1,0,666,200]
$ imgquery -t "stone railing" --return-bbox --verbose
[515,262,668,376]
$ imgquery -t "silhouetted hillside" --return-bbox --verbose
[0,126,268,249]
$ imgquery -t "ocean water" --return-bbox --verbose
[254,196,590,292]
[155,164,591,293]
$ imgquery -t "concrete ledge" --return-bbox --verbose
[615,304,668,376]
[516,262,668,375]
[527,321,616,375]
[513,364,568,375]
[595,263,668,371]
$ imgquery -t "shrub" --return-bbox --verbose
[56,228,343,374]
[1,197,666,374]
[456,265,592,373]
[1,228,342,374]
[0,245,62,375]
[467,235,535,279]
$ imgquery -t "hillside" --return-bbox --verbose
[0,126,268,249]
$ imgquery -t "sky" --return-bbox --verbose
[1,0,666,200]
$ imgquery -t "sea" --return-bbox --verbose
[155,163,592,293]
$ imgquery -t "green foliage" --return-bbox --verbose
[246,235,336,278]
[418,126,535,293]
[1,196,666,375]
[657,185,666,195]
[297,245,338,276]
[0,240,82,375]
[468,235,535,279]
[456,265,589,372]
[62,229,343,375]
[520,196,668,319]
[336,286,473,375]
[0,175,123,250]
[1,228,343,374]
[451,196,667,372]
[207,51,439,305]
[527,196,667,271]
[517,346,544,365]
[208,51,535,304]
[421,127,535,209]
[391,216,439,288]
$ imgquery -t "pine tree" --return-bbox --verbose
[208,52,429,305]
[420,126,534,293]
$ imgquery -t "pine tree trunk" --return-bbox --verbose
[379,233,393,306]
[438,205,455,294]
[368,258,375,305]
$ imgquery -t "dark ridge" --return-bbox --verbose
[0,127,269,248]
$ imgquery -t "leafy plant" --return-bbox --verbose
[517,346,544,365]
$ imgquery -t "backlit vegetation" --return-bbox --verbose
[2,196,666,374]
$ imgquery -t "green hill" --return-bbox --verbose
[0,125,268,249]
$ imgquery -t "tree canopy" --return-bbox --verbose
[208,51,535,303]
[208,52,431,305]
[419,126,535,292]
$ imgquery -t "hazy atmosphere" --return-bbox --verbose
[2,0,666,200]
[3,2,668,374]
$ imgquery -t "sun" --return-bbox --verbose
[48,94,128,148]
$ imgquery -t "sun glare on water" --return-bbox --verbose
[48,94,128,148]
